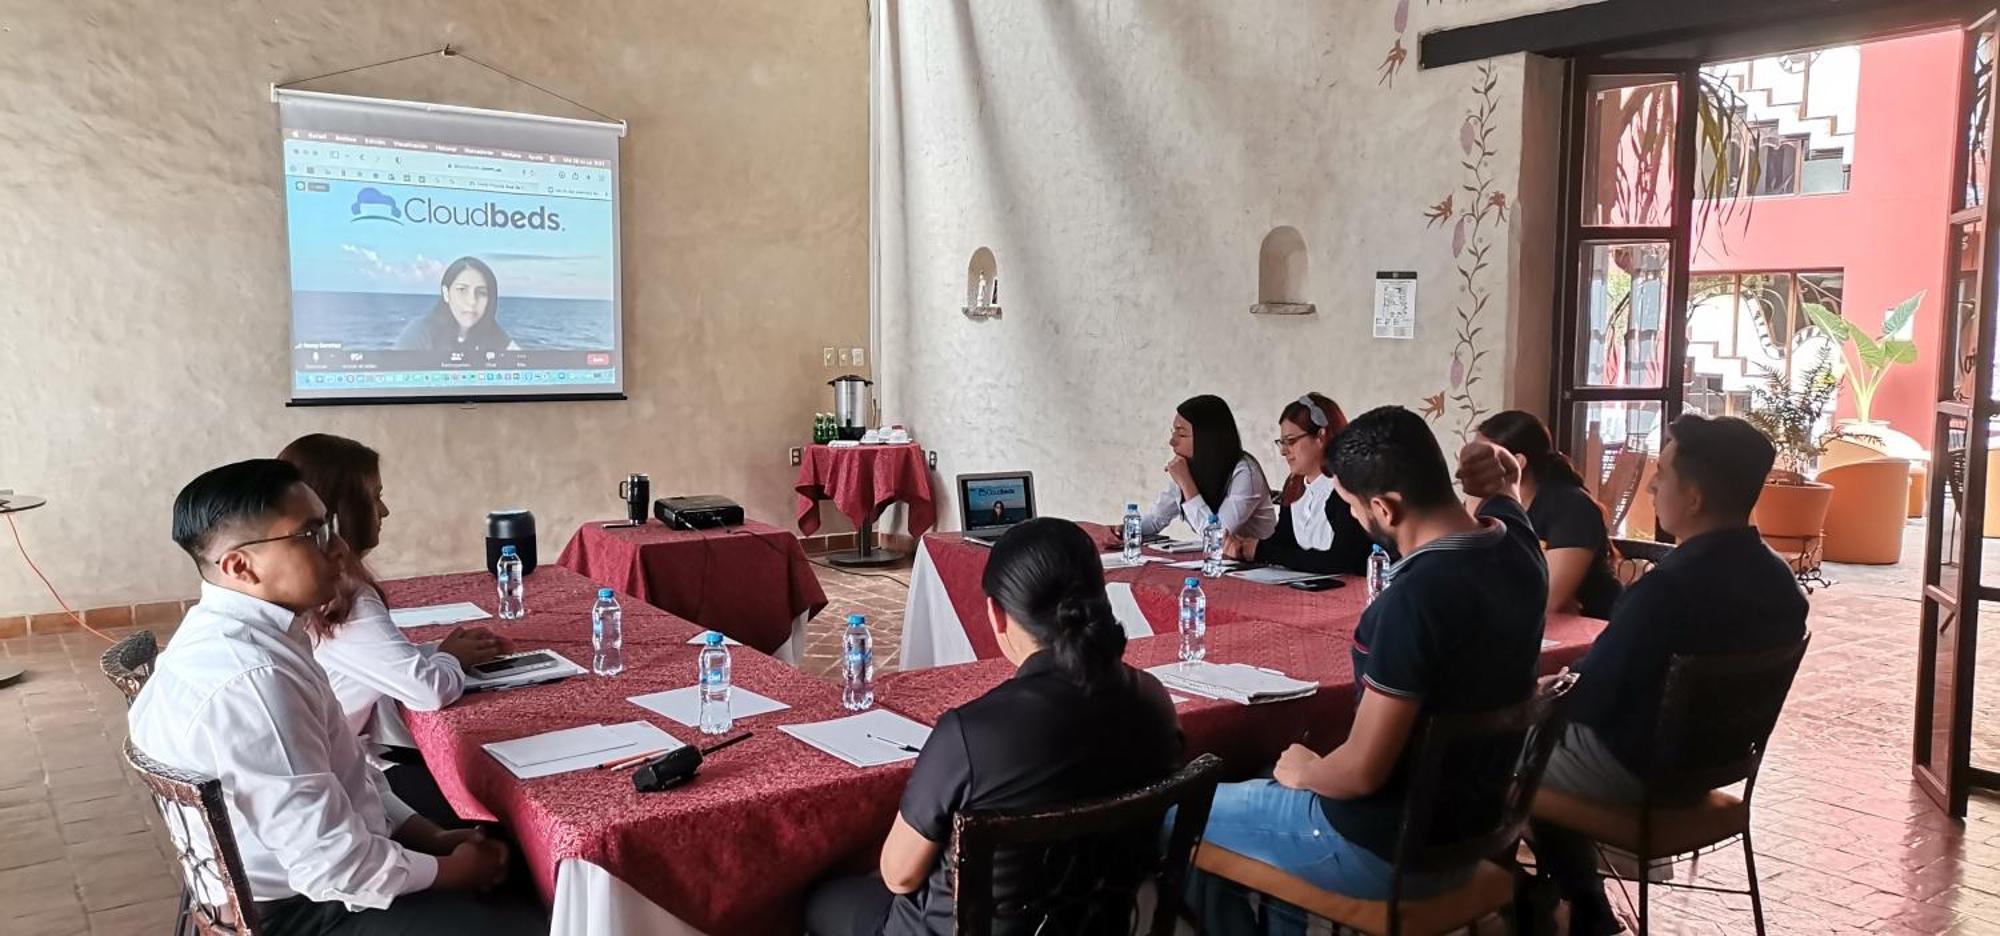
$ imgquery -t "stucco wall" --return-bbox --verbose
[0,0,869,615]
[874,0,1579,529]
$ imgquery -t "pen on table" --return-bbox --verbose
[700,732,755,756]
[599,748,675,771]
[866,733,922,754]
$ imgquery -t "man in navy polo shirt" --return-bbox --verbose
[1527,413,1808,935]
[1187,406,1548,934]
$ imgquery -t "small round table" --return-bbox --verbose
[0,494,46,688]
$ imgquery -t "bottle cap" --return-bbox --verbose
[500,545,517,556]
[1185,577,1200,587]
[1126,502,1139,511]
[1209,513,1219,523]
[598,587,615,599]
[847,613,867,627]
[1371,544,1385,555]
[704,631,724,646]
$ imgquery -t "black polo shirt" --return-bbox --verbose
[1326,496,1548,861]
[1567,526,1808,773]
[888,652,1182,936]
[1527,481,1623,618]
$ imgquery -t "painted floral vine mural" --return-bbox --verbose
[1424,61,1507,439]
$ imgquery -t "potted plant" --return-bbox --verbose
[1804,290,1923,427]
[1745,347,1842,540]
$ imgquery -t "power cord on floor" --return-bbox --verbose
[5,512,116,643]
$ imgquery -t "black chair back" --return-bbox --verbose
[1390,673,1580,904]
[1646,633,1811,796]
[123,740,260,935]
[950,753,1226,936]
[99,629,159,705]
[1611,538,1673,584]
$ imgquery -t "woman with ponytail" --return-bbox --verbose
[1476,410,1623,617]
[805,518,1182,936]
[1136,395,1278,544]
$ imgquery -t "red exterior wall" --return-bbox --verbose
[1692,30,1961,439]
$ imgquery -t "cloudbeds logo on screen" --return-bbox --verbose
[347,186,563,232]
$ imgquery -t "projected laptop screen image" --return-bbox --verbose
[960,473,1036,538]
[279,91,625,403]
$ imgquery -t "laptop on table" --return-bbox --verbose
[958,471,1037,547]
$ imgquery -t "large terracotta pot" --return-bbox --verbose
[1753,480,1835,539]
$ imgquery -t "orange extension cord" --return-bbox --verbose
[5,511,116,643]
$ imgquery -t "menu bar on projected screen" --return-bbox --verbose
[283,137,613,202]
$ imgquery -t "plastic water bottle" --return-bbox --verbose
[1366,544,1391,603]
[697,632,732,735]
[1121,503,1144,564]
[590,588,624,676]
[1178,577,1207,663]
[1200,513,1226,577]
[842,614,875,710]
[495,546,525,620]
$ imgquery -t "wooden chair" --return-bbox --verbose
[949,752,1226,936]
[1599,450,1653,536]
[1610,538,1673,586]
[1193,674,1580,936]
[99,629,159,705]
[1532,633,1811,935]
[123,740,261,935]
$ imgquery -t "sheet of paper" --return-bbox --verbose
[1148,661,1318,706]
[1166,559,1238,572]
[628,686,791,727]
[463,650,588,691]
[1374,271,1417,340]
[1100,553,1161,570]
[1542,638,1559,649]
[780,709,933,768]
[486,721,685,780]
[389,602,492,629]
[485,724,629,769]
[1229,567,1336,586]
[685,633,744,646]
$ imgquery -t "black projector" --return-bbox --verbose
[655,496,744,530]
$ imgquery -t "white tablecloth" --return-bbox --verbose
[899,539,1151,671]
[552,858,704,936]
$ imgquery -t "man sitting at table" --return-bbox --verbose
[1524,414,1808,936]
[128,459,546,936]
[1185,405,1548,934]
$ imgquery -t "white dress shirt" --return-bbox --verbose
[1290,474,1338,550]
[128,583,439,909]
[1140,454,1279,539]
[314,588,466,750]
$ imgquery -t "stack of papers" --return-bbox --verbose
[628,686,792,727]
[1167,559,1238,572]
[463,650,588,692]
[1100,553,1162,570]
[1228,567,1337,586]
[1153,539,1205,554]
[482,721,684,779]
[1148,661,1318,705]
[779,709,933,767]
[389,602,492,629]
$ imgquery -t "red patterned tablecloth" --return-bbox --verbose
[387,567,906,934]
[794,442,936,539]
[556,518,828,654]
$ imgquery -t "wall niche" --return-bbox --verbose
[1252,226,1314,316]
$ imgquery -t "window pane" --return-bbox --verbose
[1964,29,1993,211]
[1570,401,1664,539]
[1581,76,1679,227]
[1685,270,1847,424]
[1948,220,1988,403]
[1576,242,1673,388]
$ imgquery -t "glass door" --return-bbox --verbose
[1916,11,2000,818]
[1552,62,1701,539]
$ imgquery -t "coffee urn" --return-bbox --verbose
[829,375,873,441]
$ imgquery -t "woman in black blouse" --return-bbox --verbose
[804,518,1182,936]
[1234,393,1374,576]
[1476,410,1623,618]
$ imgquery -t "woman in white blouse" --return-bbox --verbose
[280,434,507,817]
[1235,393,1375,575]
[1137,395,1278,544]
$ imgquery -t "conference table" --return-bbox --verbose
[556,518,828,664]
[390,565,1603,936]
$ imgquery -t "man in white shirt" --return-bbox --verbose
[129,459,545,935]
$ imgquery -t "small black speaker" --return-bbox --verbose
[485,509,538,576]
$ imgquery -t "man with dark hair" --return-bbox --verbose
[130,460,545,935]
[1187,407,1549,932]
[1472,414,1808,935]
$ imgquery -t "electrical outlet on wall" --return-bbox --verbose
[927,449,938,469]
[838,348,852,366]
[851,347,865,368]
[789,446,803,466]
[822,347,835,367]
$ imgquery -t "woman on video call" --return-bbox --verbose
[394,255,522,352]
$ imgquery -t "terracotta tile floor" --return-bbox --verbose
[8,533,2000,934]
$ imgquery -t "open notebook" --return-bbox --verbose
[1146,661,1317,705]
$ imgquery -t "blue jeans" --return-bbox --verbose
[1185,780,1469,936]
